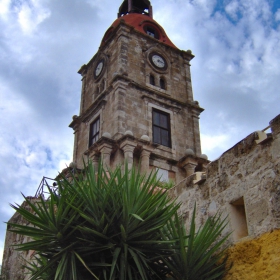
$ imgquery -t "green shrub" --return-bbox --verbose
[8,162,229,280]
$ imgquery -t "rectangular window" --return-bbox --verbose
[89,117,100,147]
[150,74,155,85]
[160,78,165,89]
[230,197,249,241]
[152,109,171,147]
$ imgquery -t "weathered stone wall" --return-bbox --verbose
[1,199,39,280]
[173,114,280,241]
[171,114,280,278]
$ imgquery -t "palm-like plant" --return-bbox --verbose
[8,162,230,280]
[9,163,179,280]
[163,205,230,280]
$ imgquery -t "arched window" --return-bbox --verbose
[143,25,160,39]
[160,78,166,89]
[150,74,155,86]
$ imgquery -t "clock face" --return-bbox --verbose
[152,55,165,68]
[149,53,167,70]
[95,60,104,78]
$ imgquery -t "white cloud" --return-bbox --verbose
[225,0,239,20]
[0,0,11,20]
[17,3,34,34]
[15,0,51,34]
[59,158,73,171]
[85,0,118,19]
[236,0,271,22]
[191,0,217,15]
[0,75,73,214]
[201,133,229,160]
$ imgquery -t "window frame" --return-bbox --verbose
[144,25,160,39]
[159,78,166,89]
[89,117,100,147]
[152,109,171,148]
[150,74,155,85]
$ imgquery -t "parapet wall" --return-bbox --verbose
[173,114,280,241]
[172,114,280,279]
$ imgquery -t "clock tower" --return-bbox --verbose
[69,0,206,182]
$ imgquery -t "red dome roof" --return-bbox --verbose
[102,13,177,49]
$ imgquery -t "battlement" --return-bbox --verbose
[174,114,280,241]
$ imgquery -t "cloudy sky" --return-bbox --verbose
[0,0,280,264]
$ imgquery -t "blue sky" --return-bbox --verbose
[0,0,280,264]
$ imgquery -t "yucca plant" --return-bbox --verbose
[8,162,180,280]
[8,162,230,280]
[163,205,230,280]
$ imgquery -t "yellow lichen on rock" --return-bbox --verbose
[224,229,280,280]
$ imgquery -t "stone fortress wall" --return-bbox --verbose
[1,199,39,280]
[171,113,280,279]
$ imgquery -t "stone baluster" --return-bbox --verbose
[120,143,136,170]
[91,153,100,171]
[100,145,112,169]
[183,162,197,177]
[140,149,151,175]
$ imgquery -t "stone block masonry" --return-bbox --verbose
[172,114,280,279]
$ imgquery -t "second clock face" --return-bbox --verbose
[95,60,104,78]
[149,53,167,70]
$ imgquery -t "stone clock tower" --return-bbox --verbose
[69,0,206,183]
